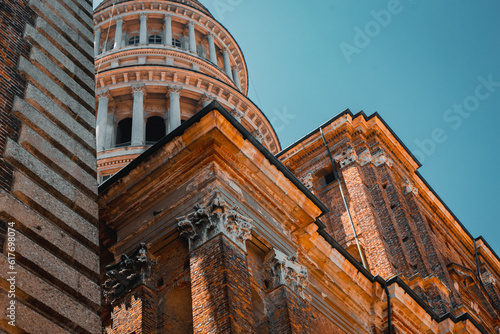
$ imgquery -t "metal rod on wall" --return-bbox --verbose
[319,127,368,270]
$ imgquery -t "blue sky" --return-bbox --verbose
[94,0,500,254]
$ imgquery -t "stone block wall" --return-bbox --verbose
[0,0,100,332]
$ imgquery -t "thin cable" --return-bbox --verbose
[319,127,368,269]
[248,74,264,110]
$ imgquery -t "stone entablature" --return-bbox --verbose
[177,191,253,251]
[103,242,159,304]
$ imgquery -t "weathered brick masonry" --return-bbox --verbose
[0,1,35,191]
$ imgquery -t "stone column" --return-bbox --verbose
[164,14,172,46]
[167,86,182,133]
[96,89,110,152]
[105,112,115,150]
[131,84,146,146]
[94,28,101,57]
[178,191,256,333]
[114,18,123,49]
[232,66,241,90]
[264,249,311,334]
[207,33,217,64]
[187,21,196,53]
[222,49,233,79]
[139,13,148,44]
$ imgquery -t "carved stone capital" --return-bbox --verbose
[103,243,158,305]
[357,149,372,166]
[334,148,358,169]
[371,150,393,167]
[167,85,183,95]
[140,13,148,20]
[97,88,111,100]
[264,249,308,299]
[177,191,253,251]
[401,177,418,195]
[131,83,146,95]
[300,173,314,191]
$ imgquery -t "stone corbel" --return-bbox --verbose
[103,242,158,304]
[264,248,308,299]
[177,191,253,251]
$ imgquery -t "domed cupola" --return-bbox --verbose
[93,0,280,182]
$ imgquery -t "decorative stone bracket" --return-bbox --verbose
[264,248,308,299]
[103,243,158,304]
[177,191,253,251]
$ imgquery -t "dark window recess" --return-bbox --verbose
[149,35,162,44]
[116,118,132,146]
[0,219,6,253]
[101,175,111,183]
[128,36,140,45]
[172,38,181,48]
[146,116,166,143]
[325,172,336,185]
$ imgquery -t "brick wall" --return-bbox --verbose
[0,1,36,191]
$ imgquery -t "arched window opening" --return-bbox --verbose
[128,35,140,46]
[116,118,132,146]
[149,35,162,44]
[146,116,166,143]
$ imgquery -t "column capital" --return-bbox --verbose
[264,248,308,299]
[177,190,253,251]
[97,88,111,100]
[140,13,147,20]
[186,21,195,28]
[333,147,358,169]
[206,31,214,39]
[103,243,158,305]
[131,83,146,94]
[164,13,172,20]
[231,65,238,72]
[115,17,123,24]
[167,85,183,95]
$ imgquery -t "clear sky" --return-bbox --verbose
[93,0,500,254]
